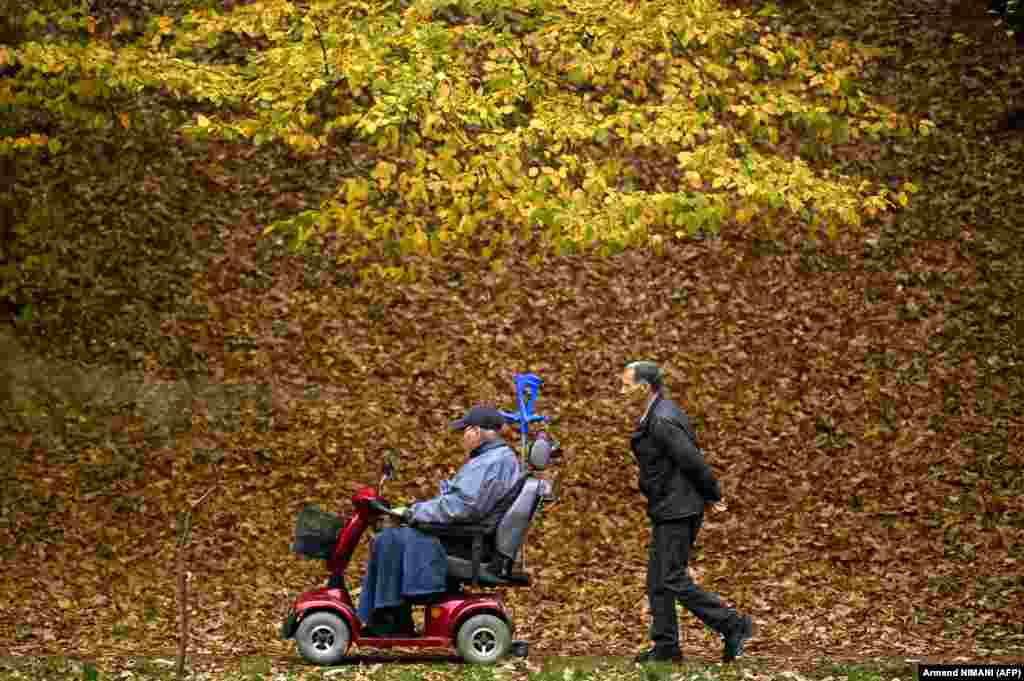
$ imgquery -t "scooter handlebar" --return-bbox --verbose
[368,499,404,517]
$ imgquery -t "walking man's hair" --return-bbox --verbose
[626,361,664,393]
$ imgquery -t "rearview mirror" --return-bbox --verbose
[381,450,398,485]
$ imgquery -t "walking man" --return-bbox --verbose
[622,361,754,663]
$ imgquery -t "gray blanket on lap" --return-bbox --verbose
[357,527,448,623]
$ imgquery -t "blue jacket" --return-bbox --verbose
[409,439,521,525]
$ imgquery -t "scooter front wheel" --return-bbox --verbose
[456,614,511,664]
[295,611,351,666]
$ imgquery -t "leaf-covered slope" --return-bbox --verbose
[3,221,1021,663]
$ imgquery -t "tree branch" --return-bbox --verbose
[309,13,330,78]
[176,485,217,681]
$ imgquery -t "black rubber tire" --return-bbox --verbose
[295,611,350,666]
[455,614,511,664]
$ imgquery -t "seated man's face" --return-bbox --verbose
[462,425,483,453]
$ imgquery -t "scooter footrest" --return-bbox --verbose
[510,640,529,658]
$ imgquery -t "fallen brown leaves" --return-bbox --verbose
[3,208,1022,667]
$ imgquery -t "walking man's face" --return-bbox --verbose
[621,367,649,407]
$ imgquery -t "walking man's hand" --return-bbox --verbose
[709,500,727,513]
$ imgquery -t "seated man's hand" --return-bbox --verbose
[390,506,416,525]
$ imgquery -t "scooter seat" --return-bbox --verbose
[446,556,531,587]
[416,473,546,589]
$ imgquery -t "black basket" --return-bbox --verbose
[292,504,345,559]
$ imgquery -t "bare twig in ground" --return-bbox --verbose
[177,486,217,681]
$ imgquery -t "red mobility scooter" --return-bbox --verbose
[281,374,559,665]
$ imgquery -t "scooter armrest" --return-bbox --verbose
[413,523,490,537]
[414,523,491,587]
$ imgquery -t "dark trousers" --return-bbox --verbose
[647,514,739,652]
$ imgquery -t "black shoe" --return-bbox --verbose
[723,615,754,662]
[377,629,418,638]
[364,605,416,637]
[361,625,417,638]
[635,647,684,663]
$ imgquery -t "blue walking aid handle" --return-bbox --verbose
[499,373,548,441]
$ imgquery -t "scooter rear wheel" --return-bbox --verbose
[455,614,511,664]
[295,611,351,666]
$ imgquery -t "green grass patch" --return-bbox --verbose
[0,657,931,681]
[820,660,916,681]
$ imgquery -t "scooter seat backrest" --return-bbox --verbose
[479,474,529,531]
[493,476,544,565]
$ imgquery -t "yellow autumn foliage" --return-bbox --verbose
[3,0,928,277]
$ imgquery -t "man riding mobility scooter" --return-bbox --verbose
[281,374,560,665]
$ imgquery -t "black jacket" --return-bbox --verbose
[630,395,721,523]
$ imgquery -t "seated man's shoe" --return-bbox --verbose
[361,623,417,638]
[635,647,683,663]
[368,629,418,638]
[364,606,416,638]
[362,630,417,638]
[392,605,417,637]
[723,615,754,663]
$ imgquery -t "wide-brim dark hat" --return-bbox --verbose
[450,405,505,431]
